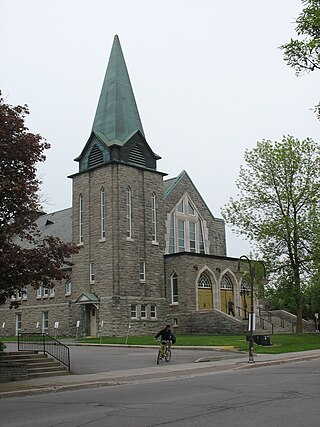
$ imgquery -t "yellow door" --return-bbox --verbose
[220,289,233,313]
[198,288,213,310]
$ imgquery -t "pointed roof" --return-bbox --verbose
[92,35,145,144]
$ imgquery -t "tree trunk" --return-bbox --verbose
[296,291,303,334]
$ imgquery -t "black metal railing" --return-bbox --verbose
[236,306,274,334]
[18,333,71,370]
[266,311,295,333]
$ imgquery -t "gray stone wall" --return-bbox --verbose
[0,363,28,383]
[70,163,169,336]
[164,252,252,333]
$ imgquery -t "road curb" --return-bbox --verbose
[1,352,320,399]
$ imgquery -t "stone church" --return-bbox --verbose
[1,36,249,338]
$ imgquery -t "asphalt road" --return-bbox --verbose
[1,358,320,426]
[5,342,246,374]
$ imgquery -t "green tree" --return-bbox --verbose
[222,136,320,333]
[280,0,320,118]
[0,91,79,306]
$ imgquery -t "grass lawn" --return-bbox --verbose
[78,333,320,354]
[2,333,320,354]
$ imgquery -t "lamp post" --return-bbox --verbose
[235,255,268,363]
[240,284,247,320]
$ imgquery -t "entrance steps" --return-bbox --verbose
[1,351,70,379]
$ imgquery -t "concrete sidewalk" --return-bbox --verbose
[1,348,320,399]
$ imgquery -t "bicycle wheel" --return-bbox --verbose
[165,348,171,362]
[157,349,161,365]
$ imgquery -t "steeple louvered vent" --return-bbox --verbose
[128,145,146,166]
[88,145,103,168]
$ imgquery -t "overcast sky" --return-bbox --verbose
[1,0,318,257]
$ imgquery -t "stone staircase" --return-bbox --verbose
[253,309,315,334]
[1,350,70,380]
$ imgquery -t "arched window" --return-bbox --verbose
[151,192,157,242]
[126,187,132,238]
[100,187,106,239]
[171,272,178,304]
[79,194,84,244]
[198,273,212,288]
[220,276,233,290]
[168,194,206,254]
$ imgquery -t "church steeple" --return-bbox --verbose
[92,35,145,143]
[74,35,161,174]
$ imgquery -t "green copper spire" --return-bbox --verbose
[92,35,145,143]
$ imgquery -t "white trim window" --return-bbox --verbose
[126,187,132,239]
[140,304,147,319]
[169,212,175,253]
[100,187,106,240]
[171,272,179,304]
[140,260,145,282]
[42,311,49,333]
[220,276,233,290]
[151,192,157,242]
[65,280,72,295]
[150,305,157,319]
[79,194,84,244]
[22,287,28,300]
[198,273,212,288]
[178,219,185,251]
[90,262,95,284]
[130,304,137,319]
[15,313,22,336]
[49,287,55,298]
[168,194,206,254]
[43,288,49,298]
[36,287,43,299]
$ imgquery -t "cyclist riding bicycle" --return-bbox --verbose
[155,324,175,343]
[155,325,176,364]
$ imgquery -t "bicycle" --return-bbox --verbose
[156,340,171,364]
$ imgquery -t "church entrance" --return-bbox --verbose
[197,273,213,310]
[87,305,97,337]
[220,276,234,314]
[75,292,100,337]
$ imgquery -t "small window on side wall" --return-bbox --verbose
[130,304,137,319]
[150,305,157,319]
[140,261,145,282]
[171,272,179,304]
[90,262,95,284]
[141,304,147,319]
[65,280,72,295]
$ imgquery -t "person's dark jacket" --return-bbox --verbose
[155,328,173,342]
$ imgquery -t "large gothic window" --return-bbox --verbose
[168,194,206,254]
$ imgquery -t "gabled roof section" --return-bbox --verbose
[75,292,100,305]
[164,170,189,198]
[92,35,145,145]
[12,208,73,248]
[164,170,215,219]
